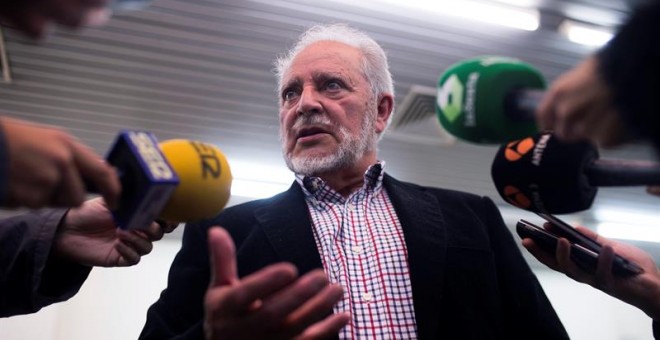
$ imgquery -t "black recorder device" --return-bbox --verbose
[516,213,644,277]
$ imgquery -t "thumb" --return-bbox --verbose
[208,227,238,288]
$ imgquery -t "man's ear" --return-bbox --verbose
[375,94,394,134]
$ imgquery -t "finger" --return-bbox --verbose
[156,219,180,234]
[556,238,590,283]
[114,240,142,266]
[141,221,165,241]
[535,90,557,131]
[284,283,344,336]
[117,229,154,256]
[594,244,616,292]
[256,270,330,327]
[212,263,298,316]
[574,226,603,244]
[647,186,660,197]
[208,227,239,288]
[38,0,107,27]
[53,157,86,207]
[297,311,350,340]
[3,6,52,39]
[521,238,560,271]
[72,142,121,209]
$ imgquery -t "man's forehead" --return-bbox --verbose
[281,42,363,82]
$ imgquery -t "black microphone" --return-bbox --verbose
[490,132,660,213]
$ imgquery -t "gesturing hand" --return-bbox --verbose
[204,227,349,340]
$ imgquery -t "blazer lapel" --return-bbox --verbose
[254,183,323,274]
[384,175,447,339]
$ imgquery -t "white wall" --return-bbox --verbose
[0,239,181,340]
[0,240,654,340]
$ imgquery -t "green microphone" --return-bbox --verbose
[436,56,546,144]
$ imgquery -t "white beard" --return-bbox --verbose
[281,107,377,176]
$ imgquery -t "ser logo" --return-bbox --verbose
[191,141,221,179]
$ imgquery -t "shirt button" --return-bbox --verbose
[351,245,363,254]
[345,203,354,211]
[362,292,373,303]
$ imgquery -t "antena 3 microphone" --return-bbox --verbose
[491,132,660,213]
[436,56,546,144]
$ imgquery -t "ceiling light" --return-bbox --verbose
[560,20,614,47]
[373,0,540,31]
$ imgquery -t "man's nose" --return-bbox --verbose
[296,88,322,117]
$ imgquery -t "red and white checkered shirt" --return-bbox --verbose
[296,162,418,339]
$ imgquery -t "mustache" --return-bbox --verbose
[292,114,336,131]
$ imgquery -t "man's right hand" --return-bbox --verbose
[204,227,349,340]
[1,117,120,209]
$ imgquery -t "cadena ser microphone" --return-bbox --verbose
[490,131,660,214]
[100,131,232,230]
[436,56,546,144]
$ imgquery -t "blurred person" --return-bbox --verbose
[0,117,120,209]
[0,0,175,319]
[139,23,569,340]
[0,197,176,317]
[522,223,660,338]
[536,1,660,152]
[0,0,111,38]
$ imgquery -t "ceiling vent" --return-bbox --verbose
[386,85,455,146]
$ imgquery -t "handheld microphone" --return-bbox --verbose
[436,56,545,144]
[101,131,232,230]
[490,131,660,213]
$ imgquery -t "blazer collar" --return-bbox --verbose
[254,183,323,274]
[383,174,447,339]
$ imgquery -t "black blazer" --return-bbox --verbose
[140,175,568,339]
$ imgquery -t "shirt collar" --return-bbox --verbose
[295,161,386,200]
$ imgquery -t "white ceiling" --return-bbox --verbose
[1,0,659,260]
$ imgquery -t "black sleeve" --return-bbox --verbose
[597,1,660,151]
[0,209,91,317]
[479,196,569,339]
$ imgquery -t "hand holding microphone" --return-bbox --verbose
[0,116,120,209]
[535,56,627,147]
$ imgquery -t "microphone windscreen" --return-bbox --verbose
[435,56,544,144]
[491,132,597,213]
[158,139,232,222]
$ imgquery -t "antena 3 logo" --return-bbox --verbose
[503,185,531,209]
[504,134,551,166]
[505,137,535,161]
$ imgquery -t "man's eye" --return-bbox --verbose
[325,81,342,91]
[283,89,299,101]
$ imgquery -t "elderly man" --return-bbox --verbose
[140,24,568,339]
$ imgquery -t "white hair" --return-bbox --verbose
[274,23,395,111]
